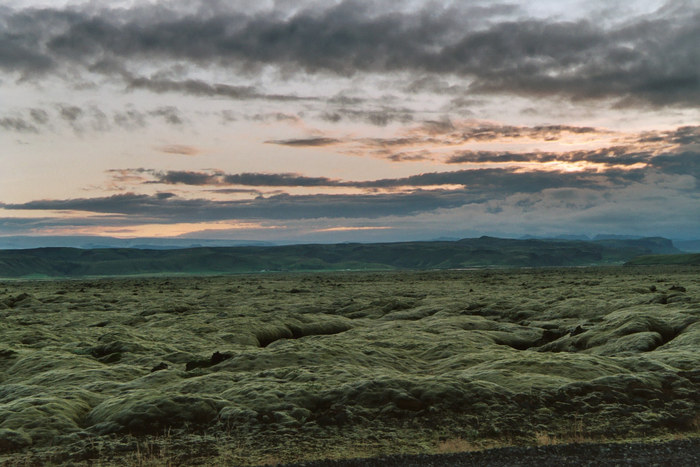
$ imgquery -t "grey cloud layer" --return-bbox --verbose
[364,121,605,147]
[0,116,39,133]
[125,75,315,102]
[2,1,698,107]
[261,122,699,176]
[267,138,341,147]
[448,151,699,179]
[132,166,643,192]
[0,190,474,221]
[445,148,653,167]
[0,104,185,134]
[2,165,695,233]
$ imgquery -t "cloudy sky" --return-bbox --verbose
[1,0,699,243]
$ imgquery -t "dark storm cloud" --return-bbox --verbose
[265,121,607,158]
[357,168,643,192]
[665,126,700,146]
[638,126,700,146]
[148,170,379,190]
[446,151,544,164]
[4,161,692,232]
[443,17,700,107]
[126,75,313,101]
[113,108,147,130]
[245,112,300,123]
[0,194,167,215]
[319,108,415,126]
[353,123,700,168]
[29,108,49,125]
[145,170,344,187]
[443,145,700,181]
[569,148,652,167]
[154,170,220,185]
[207,188,265,195]
[55,104,94,133]
[4,1,697,107]
[0,108,49,133]
[0,104,194,133]
[427,122,600,142]
[649,152,700,178]
[445,148,650,166]
[0,116,38,133]
[223,173,344,187]
[403,75,470,95]
[0,191,475,221]
[123,166,642,192]
[0,5,60,76]
[55,104,110,132]
[148,106,184,125]
[0,161,658,225]
[386,151,434,163]
[116,106,174,127]
[266,137,340,147]
[58,105,82,122]
[353,121,606,151]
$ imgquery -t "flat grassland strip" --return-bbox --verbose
[0,266,698,465]
[626,253,700,266]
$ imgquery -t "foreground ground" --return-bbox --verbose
[0,266,698,465]
[285,438,700,466]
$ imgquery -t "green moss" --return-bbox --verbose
[0,267,698,464]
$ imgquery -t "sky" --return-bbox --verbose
[1,0,699,243]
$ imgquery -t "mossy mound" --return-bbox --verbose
[0,391,93,445]
[538,307,697,356]
[86,393,223,434]
[0,428,32,452]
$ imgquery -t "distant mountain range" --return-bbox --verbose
[520,234,700,251]
[1,234,699,251]
[0,236,687,278]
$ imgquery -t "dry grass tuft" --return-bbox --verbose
[256,454,284,466]
[535,418,590,446]
[435,437,477,453]
[691,413,700,431]
[435,437,504,454]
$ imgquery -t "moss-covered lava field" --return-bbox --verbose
[1,266,699,465]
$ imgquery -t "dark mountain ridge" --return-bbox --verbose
[0,236,681,278]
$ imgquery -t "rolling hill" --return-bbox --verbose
[0,236,681,278]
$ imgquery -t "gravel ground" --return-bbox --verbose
[282,439,700,467]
